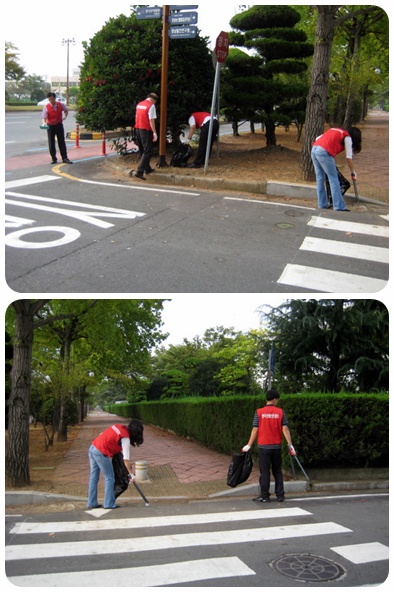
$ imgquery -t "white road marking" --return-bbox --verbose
[307,216,389,238]
[277,264,387,292]
[8,556,255,587]
[10,507,311,535]
[5,175,59,189]
[5,226,81,249]
[331,542,389,564]
[300,236,389,263]
[6,522,351,561]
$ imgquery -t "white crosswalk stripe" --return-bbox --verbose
[5,507,358,587]
[278,214,389,291]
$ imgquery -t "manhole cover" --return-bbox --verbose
[270,553,346,582]
[276,222,295,229]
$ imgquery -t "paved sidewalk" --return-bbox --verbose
[6,412,389,507]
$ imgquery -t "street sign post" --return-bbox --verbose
[204,31,230,173]
[170,5,198,10]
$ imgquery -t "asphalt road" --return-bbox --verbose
[5,112,389,294]
[5,493,389,587]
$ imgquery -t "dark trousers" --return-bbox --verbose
[258,447,284,499]
[47,123,68,161]
[193,119,219,165]
[135,128,153,173]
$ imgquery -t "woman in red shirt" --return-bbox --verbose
[87,419,143,509]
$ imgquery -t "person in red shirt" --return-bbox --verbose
[242,389,296,503]
[184,111,219,168]
[87,419,143,509]
[311,126,362,211]
[134,92,158,180]
[41,92,72,164]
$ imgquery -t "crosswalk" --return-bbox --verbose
[277,214,389,292]
[5,505,389,586]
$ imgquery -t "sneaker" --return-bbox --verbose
[62,158,73,164]
[51,159,57,164]
[134,171,146,180]
[104,505,120,509]
[145,167,155,174]
[276,496,285,502]
[253,496,270,503]
[87,504,102,509]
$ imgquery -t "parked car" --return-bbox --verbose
[37,95,66,106]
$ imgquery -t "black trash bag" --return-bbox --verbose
[170,143,193,167]
[112,452,130,499]
[227,450,253,488]
[325,168,351,206]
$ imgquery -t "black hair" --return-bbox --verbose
[348,127,362,154]
[47,92,56,98]
[266,389,280,401]
[127,419,144,447]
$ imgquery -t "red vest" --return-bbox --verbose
[256,405,284,446]
[92,424,129,457]
[191,112,211,128]
[313,128,350,157]
[46,101,64,125]
[135,99,154,130]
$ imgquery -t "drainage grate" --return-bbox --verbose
[270,553,346,582]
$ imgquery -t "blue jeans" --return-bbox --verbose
[311,145,347,210]
[87,445,116,508]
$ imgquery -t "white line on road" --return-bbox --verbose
[10,507,311,535]
[224,196,315,210]
[277,264,387,292]
[8,556,255,587]
[5,175,59,189]
[307,216,389,238]
[331,542,389,564]
[6,522,351,561]
[79,177,201,196]
[300,236,389,263]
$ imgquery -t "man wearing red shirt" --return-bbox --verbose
[184,111,219,168]
[243,389,296,503]
[41,92,72,164]
[134,92,158,180]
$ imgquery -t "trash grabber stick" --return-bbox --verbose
[352,177,360,204]
[133,481,150,506]
[294,456,310,481]
[289,456,297,480]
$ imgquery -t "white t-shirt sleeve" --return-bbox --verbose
[121,437,131,460]
[344,136,353,159]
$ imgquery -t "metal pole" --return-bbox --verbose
[158,5,170,167]
[204,61,220,174]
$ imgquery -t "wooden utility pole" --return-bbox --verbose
[158,5,170,167]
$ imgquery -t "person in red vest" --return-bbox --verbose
[311,126,362,211]
[184,111,219,168]
[87,419,144,509]
[242,389,296,503]
[41,92,72,164]
[134,92,158,180]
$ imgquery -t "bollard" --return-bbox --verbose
[75,123,80,148]
[135,460,148,481]
[101,131,106,156]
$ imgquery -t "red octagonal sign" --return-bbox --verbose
[215,31,229,63]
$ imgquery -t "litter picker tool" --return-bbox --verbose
[352,174,360,204]
[133,480,150,506]
[294,455,310,482]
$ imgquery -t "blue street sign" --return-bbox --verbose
[170,5,198,10]
[136,6,163,19]
[169,11,198,25]
[169,25,197,39]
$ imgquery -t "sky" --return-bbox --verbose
[159,294,286,346]
[6,2,242,80]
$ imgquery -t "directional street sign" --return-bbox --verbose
[170,5,198,10]
[136,6,163,19]
[169,25,197,39]
[168,11,198,25]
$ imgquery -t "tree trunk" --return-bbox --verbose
[301,6,339,181]
[6,300,48,486]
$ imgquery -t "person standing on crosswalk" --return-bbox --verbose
[87,419,144,509]
[242,389,296,503]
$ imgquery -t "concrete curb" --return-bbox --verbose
[6,480,388,506]
[103,158,386,206]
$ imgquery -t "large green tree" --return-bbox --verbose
[259,299,388,393]
[77,10,213,145]
[226,5,314,146]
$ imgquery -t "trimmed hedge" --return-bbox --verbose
[105,392,388,468]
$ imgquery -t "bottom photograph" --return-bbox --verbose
[5,296,389,588]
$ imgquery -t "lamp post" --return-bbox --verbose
[62,37,76,105]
